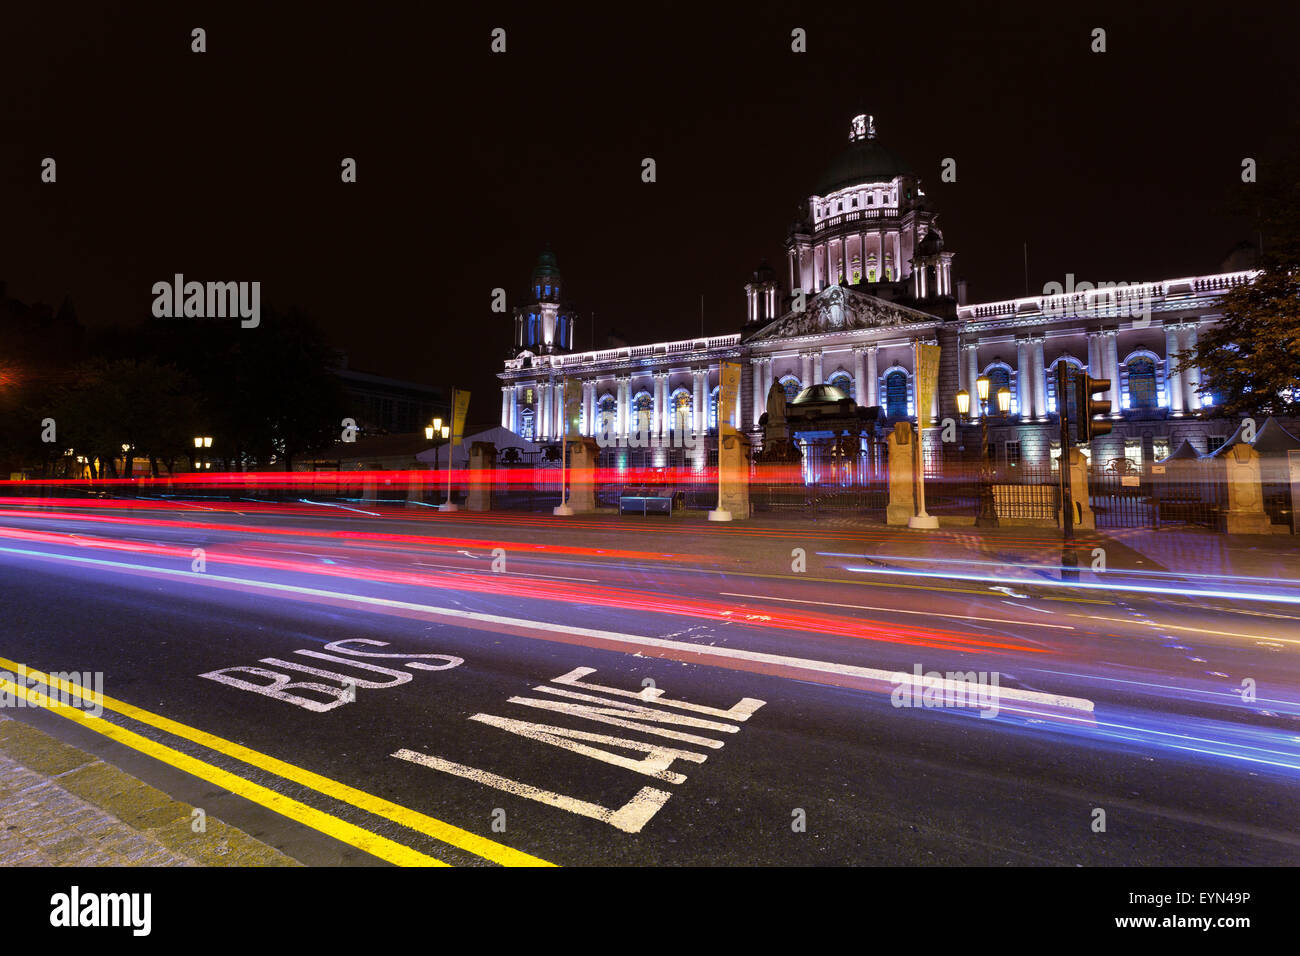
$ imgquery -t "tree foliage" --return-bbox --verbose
[1180,162,1300,417]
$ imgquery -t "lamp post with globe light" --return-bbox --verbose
[425,419,453,509]
[955,376,1009,527]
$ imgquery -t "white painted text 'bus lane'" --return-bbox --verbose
[199,639,464,712]
[394,667,766,833]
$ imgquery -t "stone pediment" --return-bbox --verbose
[749,285,938,340]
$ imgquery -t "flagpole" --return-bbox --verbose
[553,376,574,515]
[439,387,459,512]
[908,342,939,529]
[709,362,736,522]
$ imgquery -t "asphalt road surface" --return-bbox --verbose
[1,497,1298,866]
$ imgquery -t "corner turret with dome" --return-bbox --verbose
[511,245,578,357]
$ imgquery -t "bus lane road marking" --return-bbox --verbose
[395,666,767,834]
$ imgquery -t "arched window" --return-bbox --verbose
[828,372,854,401]
[780,376,801,403]
[709,385,721,431]
[671,390,692,434]
[519,407,535,442]
[1127,357,1157,409]
[633,392,654,436]
[885,371,909,419]
[987,366,1011,414]
[596,396,617,437]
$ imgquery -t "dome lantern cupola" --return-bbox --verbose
[513,245,575,356]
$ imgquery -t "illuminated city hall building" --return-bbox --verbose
[499,114,1257,471]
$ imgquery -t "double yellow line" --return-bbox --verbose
[0,655,553,867]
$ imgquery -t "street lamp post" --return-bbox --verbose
[193,436,212,471]
[426,419,455,511]
[957,376,1001,527]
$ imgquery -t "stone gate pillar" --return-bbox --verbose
[1057,447,1095,530]
[709,431,752,521]
[565,437,602,513]
[466,442,496,512]
[887,422,915,526]
[1221,442,1274,534]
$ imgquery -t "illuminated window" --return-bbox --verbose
[987,367,1012,414]
[1127,357,1157,409]
[828,372,854,401]
[633,392,653,436]
[885,371,908,419]
[597,396,617,436]
[671,391,692,433]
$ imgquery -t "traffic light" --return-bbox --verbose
[1074,375,1112,442]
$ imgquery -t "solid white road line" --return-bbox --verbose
[718,591,1074,630]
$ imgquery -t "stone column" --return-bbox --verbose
[650,373,662,440]
[765,357,775,400]
[965,344,980,420]
[539,382,551,439]
[500,387,510,429]
[1031,336,1047,420]
[617,377,629,437]
[692,369,706,434]
[801,352,813,388]
[1164,323,1184,416]
[1105,331,1121,416]
[867,346,879,407]
[853,348,866,405]
[751,359,765,426]
[812,350,824,385]
[1182,324,1201,412]
[1016,338,1030,418]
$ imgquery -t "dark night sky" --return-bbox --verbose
[2,1,1296,429]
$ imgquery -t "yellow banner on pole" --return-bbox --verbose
[914,342,941,430]
[451,389,471,446]
[719,361,742,436]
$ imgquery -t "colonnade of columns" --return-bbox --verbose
[501,320,1208,441]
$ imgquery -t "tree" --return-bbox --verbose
[1180,160,1300,417]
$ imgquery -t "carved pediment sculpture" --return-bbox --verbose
[751,287,934,340]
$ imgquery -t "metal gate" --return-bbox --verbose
[493,445,562,511]
[751,434,888,517]
[1091,458,1224,529]
[596,441,717,512]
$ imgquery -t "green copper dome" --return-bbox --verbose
[531,247,561,282]
[815,115,910,195]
